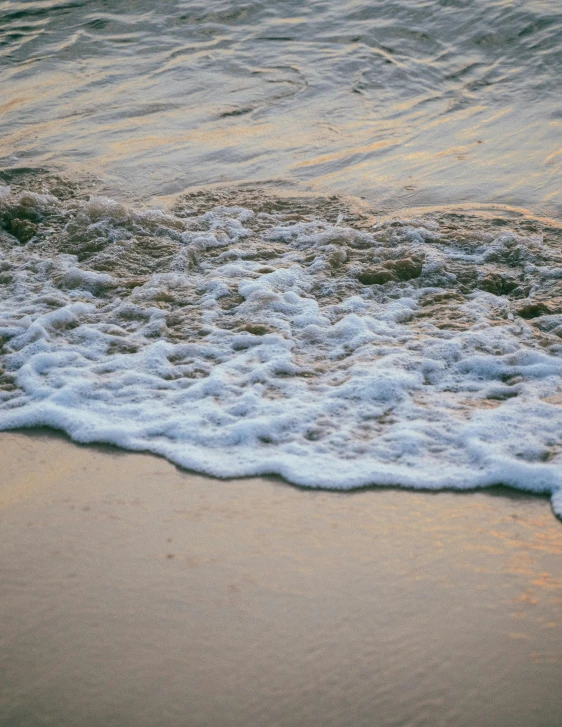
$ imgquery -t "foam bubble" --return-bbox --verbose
[1,185,562,517]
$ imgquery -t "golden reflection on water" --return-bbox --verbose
[0,54,560,215]
[0,0,561,221]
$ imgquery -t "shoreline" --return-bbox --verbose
[1,429,561,726]
[1,426,556,513]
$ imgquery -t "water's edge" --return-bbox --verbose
[1,171,562,518]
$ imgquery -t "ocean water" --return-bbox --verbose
[1,0,562,516]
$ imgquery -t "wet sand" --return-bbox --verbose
[1,430,561,727]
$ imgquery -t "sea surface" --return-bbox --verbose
[1,0,562,516]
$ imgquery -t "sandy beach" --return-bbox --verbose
[1,429,561,727]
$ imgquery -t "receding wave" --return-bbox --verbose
[1,175,562,516]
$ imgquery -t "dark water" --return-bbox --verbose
[1,0,561,214]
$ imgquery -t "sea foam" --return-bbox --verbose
[1,185,562,516]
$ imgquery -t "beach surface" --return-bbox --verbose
[1,430,561,727]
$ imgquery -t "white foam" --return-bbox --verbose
[1,189,562,517]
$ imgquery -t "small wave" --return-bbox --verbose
[1,178,562,517]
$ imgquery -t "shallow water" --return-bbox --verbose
[1,0,562,213]
[1,2,562,517]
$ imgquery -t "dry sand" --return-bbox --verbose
[0,429,561,727]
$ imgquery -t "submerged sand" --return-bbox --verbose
[0,430,561,727]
